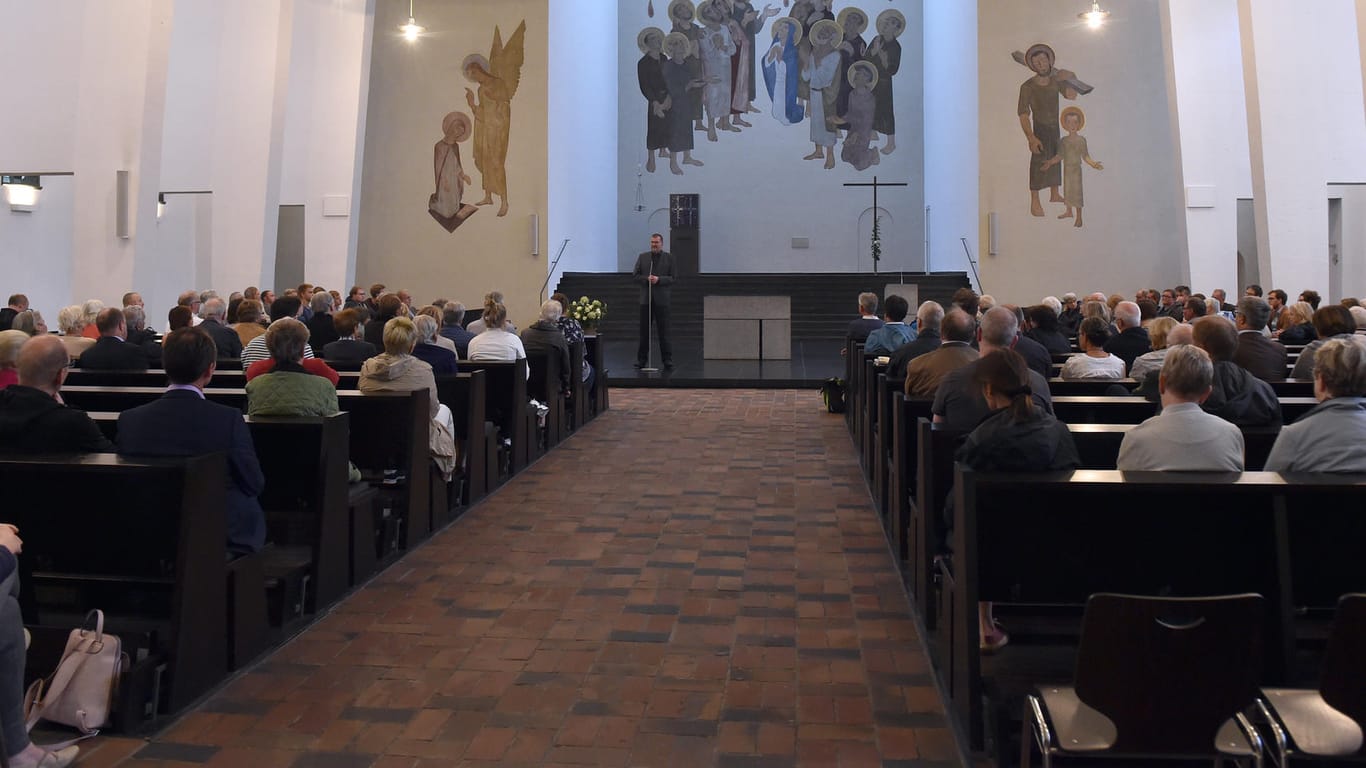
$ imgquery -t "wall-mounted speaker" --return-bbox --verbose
[987,211,998,257]
[529,213,540,256]
[116,170,131,239]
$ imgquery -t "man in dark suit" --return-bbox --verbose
[1103,301,1151,371]
[633,232,675,369]
[198,298,243,359]
[1233,296,1288,382]
[306,293,339,350]
[888,301,944,380]
[321,308,377,363]
[122,305,163,368]
[0,335,113,453]
[117,328,266,555]
[0,294,27,331]
[76,307,150,371]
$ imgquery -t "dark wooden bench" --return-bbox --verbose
[947,469,1302,748]
[525,347,567,450]
[435,370,489,507]
[67,387,431,557]
[4,453,229,723]
[460,360,534,475]
[584,334,608,416]
[906,419,1284,631]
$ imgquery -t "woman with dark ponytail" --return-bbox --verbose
[952,349,1080,652]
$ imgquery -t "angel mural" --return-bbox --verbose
[463,21,526,218]
[429,111,478,233]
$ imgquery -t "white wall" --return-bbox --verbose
[547,1,619,289]
[1240,0,1366,298]
[1164,0,1252,297]
[978,0,1186,306]
[923,0,979,279]
[0,180,75,317]
[279,0,370,293]
[616,1,925,274]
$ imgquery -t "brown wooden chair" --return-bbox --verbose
[1256,593,1366,766]
[1022,593,1265,768]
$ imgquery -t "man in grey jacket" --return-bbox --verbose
[633,233,676,369]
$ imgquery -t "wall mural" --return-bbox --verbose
[637,1,903,175]
[429,21,527,232]
[1013,42,1100,226]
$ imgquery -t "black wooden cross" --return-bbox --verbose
[843,175,908,273]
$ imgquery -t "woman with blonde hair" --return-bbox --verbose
[358,317,457,478]
[465,291,518,334]
[1273,301,1317,344]
[0,331,28,389]
[56,305,94,360]
[467,299,527,370]
[1127,316,1179,381]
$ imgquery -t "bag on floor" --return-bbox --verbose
[821,377,847,413]
[25,609,127,736]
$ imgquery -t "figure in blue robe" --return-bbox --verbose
[762,22,803,126]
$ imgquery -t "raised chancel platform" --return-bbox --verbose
[553,271,971,388]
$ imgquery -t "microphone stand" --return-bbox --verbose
[641,258,659,373]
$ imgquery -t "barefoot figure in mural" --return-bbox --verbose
[762,17,804,126]
[833,7,869,125]
[638,27,671,173]
[801,18,842,170]
[697,0,737,141]
[840,60,880,171]
[666,1,707,134]
[729,1,779,116]
[1015,42,1091,218]
[865,9,903,155]
[429,111,478,233]
[663,32,706,173]
[1041,106,1102,228]
[463,21,526,218]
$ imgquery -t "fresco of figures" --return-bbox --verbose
[637,0,903,175]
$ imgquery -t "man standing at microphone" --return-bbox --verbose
[634,233,676,369]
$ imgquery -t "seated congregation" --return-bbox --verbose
[843,282,1366,765]
[0,281,607,766]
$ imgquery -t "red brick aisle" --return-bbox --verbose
[83,390,963,768]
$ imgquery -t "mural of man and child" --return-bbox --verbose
[636,0,906,174]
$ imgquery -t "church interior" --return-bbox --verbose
[1,0,1365,766]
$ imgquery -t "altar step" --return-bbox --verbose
[552,272,971,343]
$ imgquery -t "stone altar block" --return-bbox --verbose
[703,295,791,360]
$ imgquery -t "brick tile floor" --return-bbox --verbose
[80,390,964,767]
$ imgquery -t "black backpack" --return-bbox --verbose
[820,377,847,413]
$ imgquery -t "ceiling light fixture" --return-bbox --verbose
[398,0,425,42]
[1079,1,1109,29]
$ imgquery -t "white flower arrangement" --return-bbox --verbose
[569,295,606,327]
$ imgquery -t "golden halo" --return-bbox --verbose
[846,60,879,89]
[836,7,868,35]
[663,31,692,58]
[1060,106,1086,130]
[667,0,695,22]
[461,54,488,81]
[638,26,666,54]
[1025,43,1056,69]
[875,9,906,38]
[441,111,471,141]
[770,17,803,44]
[809,19,843,46]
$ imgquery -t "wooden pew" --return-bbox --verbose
[525,347,567,450]
[584,334,608,416]
[435,370,489,507]
[566,338,589,431]
[887,394,935,563]
[67,387,431,555]
[906,419,1284,629]
[4,453,229,720]
[460,360,533,475]
[947,469,1312,749]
